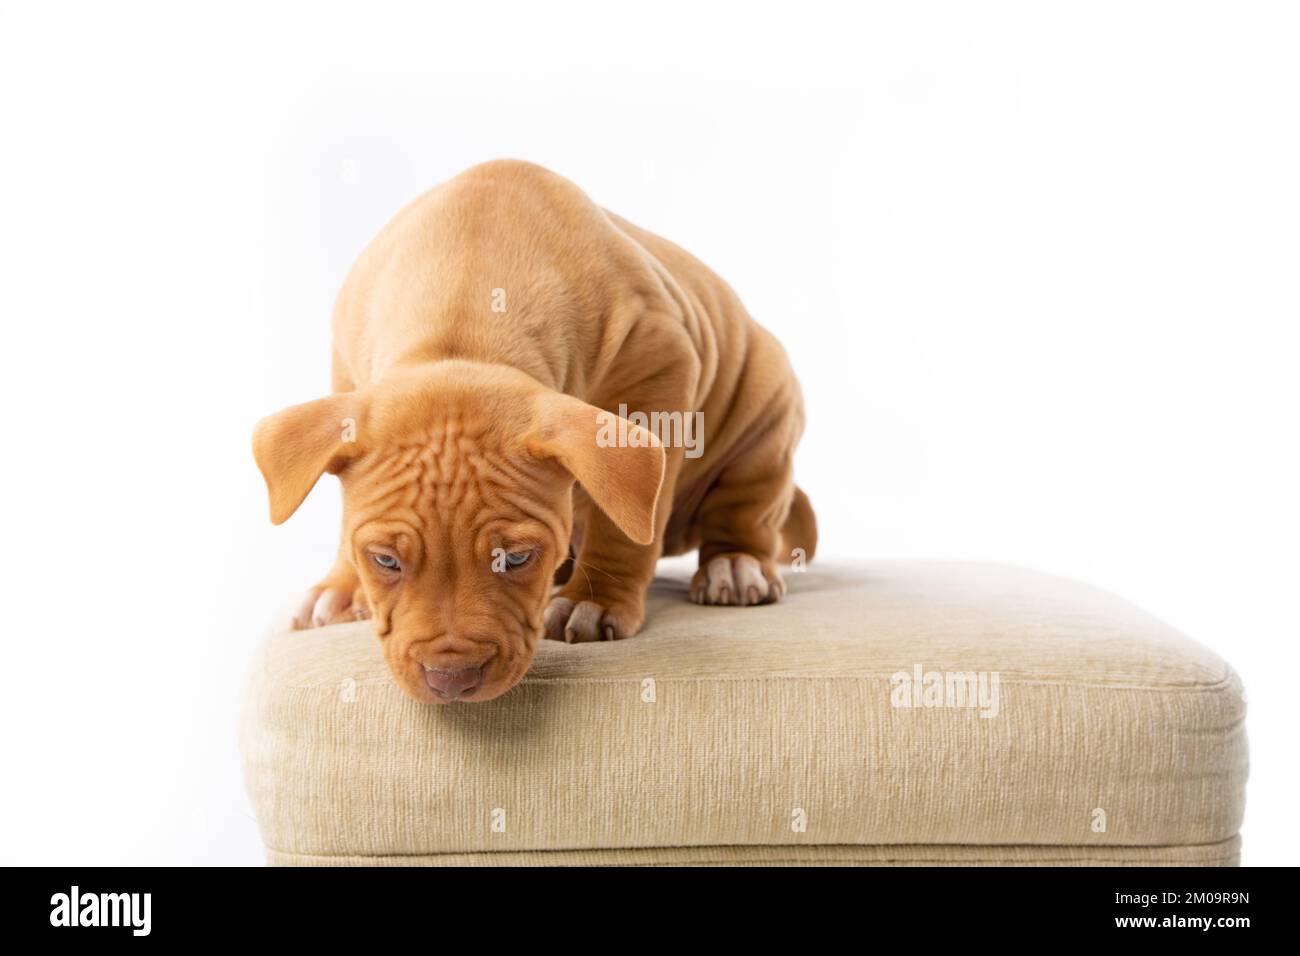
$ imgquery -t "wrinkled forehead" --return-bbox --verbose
[342,423,567,539]
[361,363,541,444]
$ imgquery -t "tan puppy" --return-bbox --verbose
[253,160,816,704]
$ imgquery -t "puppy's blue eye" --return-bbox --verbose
[373,553,400,571]
[505,551,531,568]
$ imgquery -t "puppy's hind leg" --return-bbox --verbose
[687,430,804,607]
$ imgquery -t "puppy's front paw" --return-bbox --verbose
[291,582,370,630]
[544,595,644,644]
[689,553,785,606]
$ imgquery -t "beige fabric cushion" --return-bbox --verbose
[240,561,1248,866]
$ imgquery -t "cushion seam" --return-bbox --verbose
[261,670,1240,695]
[265,835,1241,863]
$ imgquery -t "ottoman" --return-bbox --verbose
[239,561,1248,866]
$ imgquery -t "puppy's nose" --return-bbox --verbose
[424,665,483,699]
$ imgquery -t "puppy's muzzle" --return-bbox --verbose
[424,665,483,700]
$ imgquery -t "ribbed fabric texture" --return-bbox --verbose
[240,561,1248,866]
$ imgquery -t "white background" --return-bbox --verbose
[0,1,1295,865]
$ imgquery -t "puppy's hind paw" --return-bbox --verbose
[689,553,785,607]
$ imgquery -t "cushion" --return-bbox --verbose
[239,560,1248,866]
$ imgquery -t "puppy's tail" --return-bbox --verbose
[778,485,817,565]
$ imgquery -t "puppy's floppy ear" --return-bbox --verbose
[529,393,666,546]
[252,394,365,524]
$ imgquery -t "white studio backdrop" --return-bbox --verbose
[0,1,1295,865]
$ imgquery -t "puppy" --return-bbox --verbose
[253,160,816,703]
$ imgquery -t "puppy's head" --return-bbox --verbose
[252,362,665,703]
